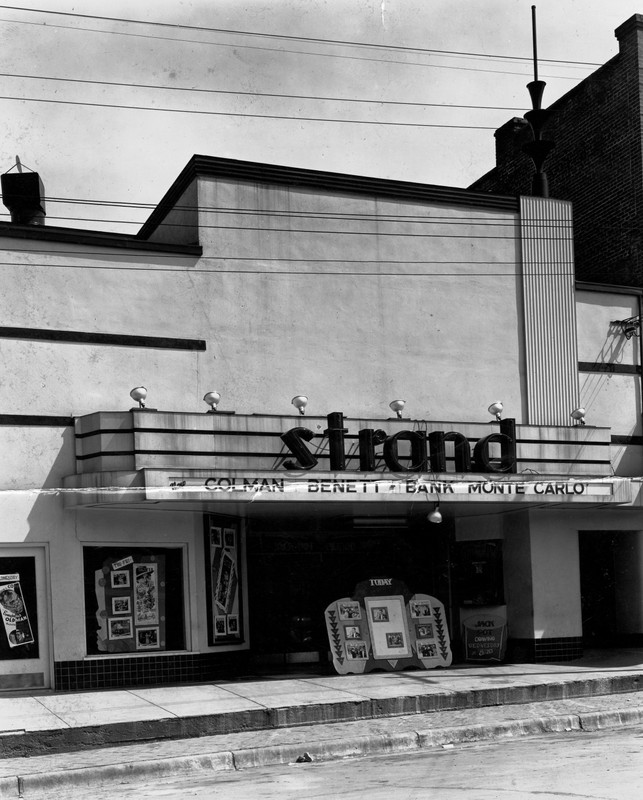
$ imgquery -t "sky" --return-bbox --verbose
[0,0,641,233]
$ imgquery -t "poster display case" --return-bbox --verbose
[204,515,244,645]
[83,547,185,655]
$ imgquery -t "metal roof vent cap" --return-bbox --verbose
[1,157,46,225]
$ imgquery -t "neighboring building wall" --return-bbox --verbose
[471,15,643,287]
[575,286,642,475]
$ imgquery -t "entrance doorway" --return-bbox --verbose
[578,530,643,648]
[246,520,452,665]
[0,546,51,690]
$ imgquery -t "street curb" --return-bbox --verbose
[1,673,640,758]
[1,707,641,799]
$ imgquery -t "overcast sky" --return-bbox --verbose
[0,0,640,232]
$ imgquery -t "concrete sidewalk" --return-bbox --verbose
[0,649,642,797]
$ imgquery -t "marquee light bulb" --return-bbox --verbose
[129,386,147,408]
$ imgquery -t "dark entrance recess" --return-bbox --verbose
[246,517,453,666]
[579,531,620,647]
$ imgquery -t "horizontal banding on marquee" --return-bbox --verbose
[281,412,516,474]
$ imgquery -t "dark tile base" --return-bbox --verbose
[507,637,583,663]
[54,652,251,691]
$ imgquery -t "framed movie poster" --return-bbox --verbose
[0,566,37,657]
[204,516,244,645]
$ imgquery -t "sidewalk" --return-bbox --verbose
[0,649,642,797]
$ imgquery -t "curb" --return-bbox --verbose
[1,673,640,759]
[1,707,641,799]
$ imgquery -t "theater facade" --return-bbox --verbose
[1,155,642,690]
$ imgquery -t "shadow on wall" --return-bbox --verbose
[25,424,76,541]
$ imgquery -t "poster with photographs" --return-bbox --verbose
[365,596,411,659]
[93,555,166,653]
[134,564,159,625]
[0,573,35,649]
[204,516,243,645]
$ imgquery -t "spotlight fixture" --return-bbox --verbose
[570,407,586,425]
[389,399,406,419]
[203,391,221,413]
[129,386,147,408]
[427,504,442,524]
[291,395,308,415]
[611,315,641,340]
[488,401,503,422]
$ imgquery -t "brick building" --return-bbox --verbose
[470,14,643,288]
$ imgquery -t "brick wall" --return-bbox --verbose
[470,15,643,287]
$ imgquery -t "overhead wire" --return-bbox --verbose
[0,260,575,277]
[0,72,527,113]
[0,15,586,78]
[0,203,574,231]
[0,94,501,129]
[0,5,601,67]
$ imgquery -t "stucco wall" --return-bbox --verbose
[194,176,525,421]
[0,180,527,422]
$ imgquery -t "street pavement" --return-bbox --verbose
[0,648,642,798]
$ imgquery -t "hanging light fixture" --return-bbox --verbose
[427,503,442,524]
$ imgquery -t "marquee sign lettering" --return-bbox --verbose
[281,412,516,474]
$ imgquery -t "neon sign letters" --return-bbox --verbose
[281,412,516,474]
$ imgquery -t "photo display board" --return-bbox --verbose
[204,516,243,645]
[325,577,452,674]
[93,555,166,653]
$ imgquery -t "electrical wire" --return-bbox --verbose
[2,212,546,229]
[0,5,601,67]
[0,260,575,277]
[0,72,527,113]
[0,195,573,227]
[0,15,587,79]
[0,94,500,129]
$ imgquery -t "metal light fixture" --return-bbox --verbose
[291,395,308,415]
[611,316,641,340]
[389,399,406,419]
[427,504,442,524]
[570,407,586,425]
[203,391,221,413]
[129,386,147,408]
[488,401,503,422]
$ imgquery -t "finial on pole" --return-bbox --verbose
[522,5,554,198]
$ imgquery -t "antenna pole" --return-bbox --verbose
[531,5,539,82]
